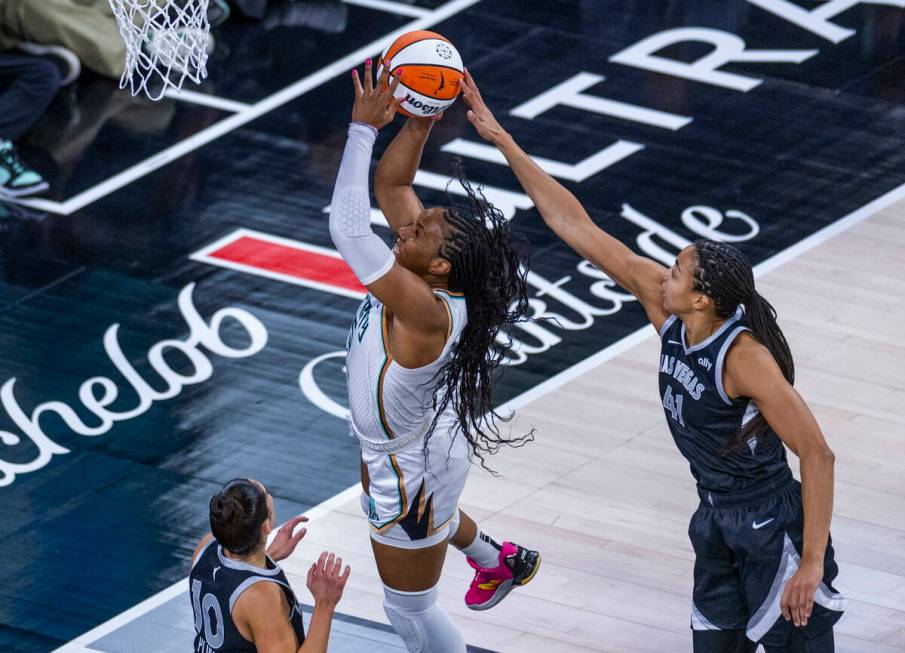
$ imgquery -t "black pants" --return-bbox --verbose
[0,52,61,141]
[690,480,844,650]
[693,627,834,652]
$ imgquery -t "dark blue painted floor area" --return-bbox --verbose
[3,1,905,650]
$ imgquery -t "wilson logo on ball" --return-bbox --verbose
[403,94,443,114]
[377,29,464,118]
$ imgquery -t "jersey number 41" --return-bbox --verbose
[662,386,685,427]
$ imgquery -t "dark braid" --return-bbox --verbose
[693,239,794,453]
[425,160,534,471]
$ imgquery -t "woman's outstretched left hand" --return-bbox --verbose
[266,514,309,562]
[352,59,403,130]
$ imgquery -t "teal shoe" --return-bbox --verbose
[0,140,50,198]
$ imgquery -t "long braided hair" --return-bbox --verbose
[425,161,533,470]
[692,239,794,453]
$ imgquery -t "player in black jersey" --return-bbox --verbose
[461,73,844,653]
[190,478,350,652]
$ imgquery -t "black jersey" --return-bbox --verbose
[658,308,791,496]
[189,540,305,653]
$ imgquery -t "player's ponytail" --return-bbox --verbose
[744,290,794,385]
[693,240,794,453]
[209,479,269,555]
[425,159,534,471]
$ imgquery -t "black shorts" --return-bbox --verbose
[689,479,845,648]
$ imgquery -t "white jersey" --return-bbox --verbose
[345,289,468,447]
[345,289,471,547]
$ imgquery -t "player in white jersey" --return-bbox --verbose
[327,61,540,652]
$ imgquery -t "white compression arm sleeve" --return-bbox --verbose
[328,122,396,286]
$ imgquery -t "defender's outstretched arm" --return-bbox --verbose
[460,70,668,330]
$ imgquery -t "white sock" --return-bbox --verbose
[458,530,501,568]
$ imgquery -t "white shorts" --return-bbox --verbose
[361,419,471,549]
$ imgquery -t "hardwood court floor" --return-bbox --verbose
[278,202,905,652]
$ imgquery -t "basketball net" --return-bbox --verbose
[108,0,211,101]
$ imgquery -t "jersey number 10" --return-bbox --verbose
[192,578,225,648]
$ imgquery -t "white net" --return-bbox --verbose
[108,0,211,101]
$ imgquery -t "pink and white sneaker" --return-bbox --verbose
[465,541,541,611]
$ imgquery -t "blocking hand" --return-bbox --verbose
[460,68,508,145]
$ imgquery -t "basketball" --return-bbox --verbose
[377,30,464,118]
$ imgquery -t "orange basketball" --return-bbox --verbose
[377,30,464,118]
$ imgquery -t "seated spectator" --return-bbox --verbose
[0,53,70,197]
[0,0,221,82]
[0,0,124,79]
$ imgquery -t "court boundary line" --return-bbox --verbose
[11,0,482,217]
[49,172,905,653]
[343,0,431,17]
[162,87,253,112]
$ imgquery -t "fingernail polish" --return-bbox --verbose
[366,58,372,65]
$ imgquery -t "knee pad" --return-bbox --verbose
[382,584,466,653]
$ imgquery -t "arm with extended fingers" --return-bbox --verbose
[328,61,451,356]
[327,61,402,288]
[299,552,350,652]
[459,70,668,330]
[725,338,835,630]
[243,551,350,653]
